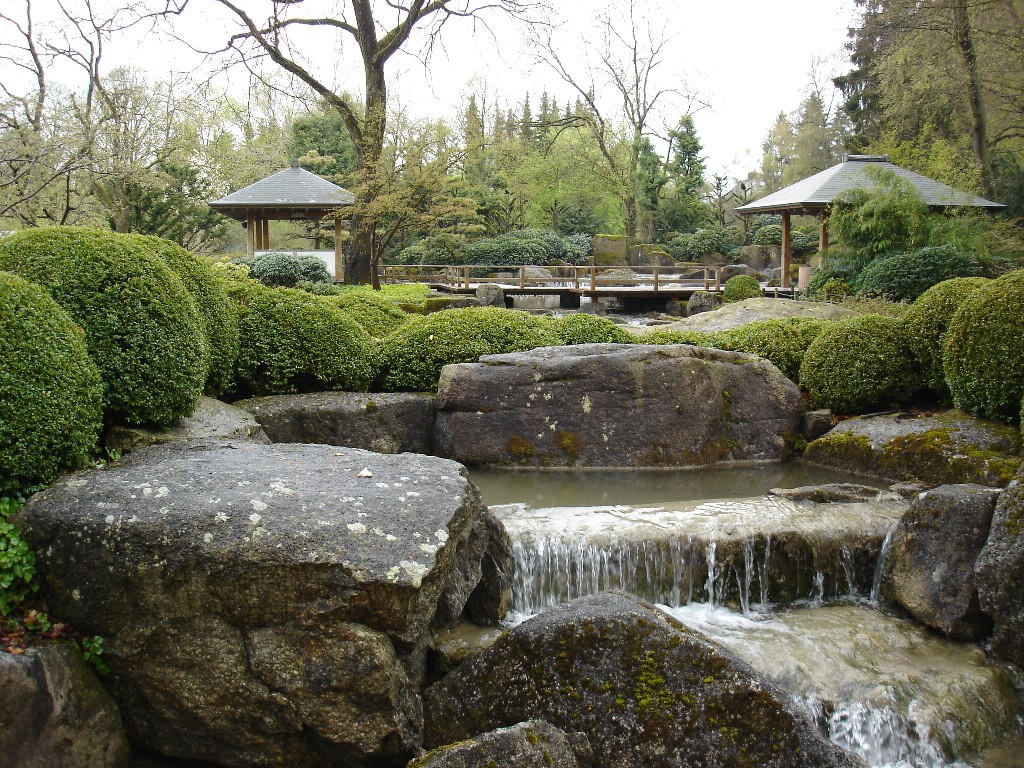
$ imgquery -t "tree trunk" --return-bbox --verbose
[623,196,638,239]
[953,1,994,197]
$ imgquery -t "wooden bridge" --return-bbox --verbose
[381,264,796,310]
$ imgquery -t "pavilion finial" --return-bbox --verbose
[290,159,299,168]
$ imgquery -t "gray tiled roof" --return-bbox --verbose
[736,156,1004,214]
[209,165,355,209]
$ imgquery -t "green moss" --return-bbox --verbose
[554,430,583,458]
[634,650,677,713]
[507,435,536,458]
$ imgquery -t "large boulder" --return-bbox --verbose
[410,721,589,768]
[14,442,496,768]
[434,344,804,468]
[236,392,436,455]
[881,484,1000,640]
[804,411,1021,487]
[658,298,853,332]
[105,396,269,455]
[685,290,723,316]
[976,466,1024,666]
[422,592,865,768]
[0,640,131,768]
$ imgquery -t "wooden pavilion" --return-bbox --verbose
[734,154,1005,288]
[209,161,355,279]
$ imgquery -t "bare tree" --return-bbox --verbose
[164,0,545,286]
[534,2,700,239]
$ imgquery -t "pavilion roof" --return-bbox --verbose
[209,162,355,220]
[735,155,1005,216]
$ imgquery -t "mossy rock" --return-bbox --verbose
[944,270,1024,423]
[804,411,1021,486]
[0,271,103,495]
[0,227,205,427]
[799,315,919,414]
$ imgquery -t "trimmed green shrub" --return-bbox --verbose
[126,234,239,396]
[249,251,331,287]
[799,315,919,413]
[0,272,103,495]
[723,274,761,303]
[228,280,378,396]
[902,277,990,398]
[0,227,205,427]
[547,314,635,345]
[664,226,742,260]
[943,270,1024,422]
[637,328,728,347]
[752,224,783,247]
[723,317,831,380]
[380,307,561,392]
[820,278,853,297]
[857,245,983,302]
[327,289,410,337]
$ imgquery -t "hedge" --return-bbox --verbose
[127,234,239,396]
[857,244,983,302]
[723,317,831,380]
[228,280,379,396]
[0,271,103,495]
[901,277,990,398]
[943,270,1024,422]
[249,251,331,287]
[0,227,205,426]
[722,274,761,303]
[547,314,635,345]
[327,289,410,338]
[380,307,561,392]
[799,315,919,413]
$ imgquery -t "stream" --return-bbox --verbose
[469,465,1024,768]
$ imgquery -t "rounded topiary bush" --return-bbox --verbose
[722,274,761,303]
[249,252,331,288]
[943,270,1024,422]
[902,277,990,398]
[381,307,561,392]
[328,289,410,337]
[548,314,635,345]
[857,244,983,302]
[0,227,205,427]
[799,315,919,413]
[228,280,378,396]
[723,317,831,380]
[127,234,239,396]
[0,271,103,495]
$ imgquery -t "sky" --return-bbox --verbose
[5,0,860,179]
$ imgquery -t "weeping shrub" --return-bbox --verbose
[228,280,378,396]
[722,274,761,303]
[943,270,1024,422]
[799,315,919,413]
[127,234,239,396]
[380,307,560,392]
[249,251,331,287]
[0,272,103,495]
[547,314,635,345]
[857,245,983,302]
[901,277,990,398]
[0,227,205,427]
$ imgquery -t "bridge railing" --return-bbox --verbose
[381,263,725,292]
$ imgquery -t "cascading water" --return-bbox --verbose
[474,468,1024,768]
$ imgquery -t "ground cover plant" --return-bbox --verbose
[943,270,1024,423]
[380,307,561,391]
[547,314,635,345]
[0,227,206,427]
[0,272,103,496]
[228,279,379,396]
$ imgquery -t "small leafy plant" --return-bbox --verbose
[81,635,110,675]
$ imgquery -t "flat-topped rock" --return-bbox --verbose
[15,442,496,768]
[235,391,436,454]
[657,298,853,332]
[105,396,269,454]
[434,344,805,468]
[410,720,589,768]
[423,592,866,768]
[804,410,1021,487]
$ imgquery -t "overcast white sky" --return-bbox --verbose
[7,0,859,179]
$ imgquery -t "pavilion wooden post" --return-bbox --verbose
[245,213,255,256]
[333,218,343,281]
[818,211,830,254]
[781,212,792,289]
[261,219,270,251]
